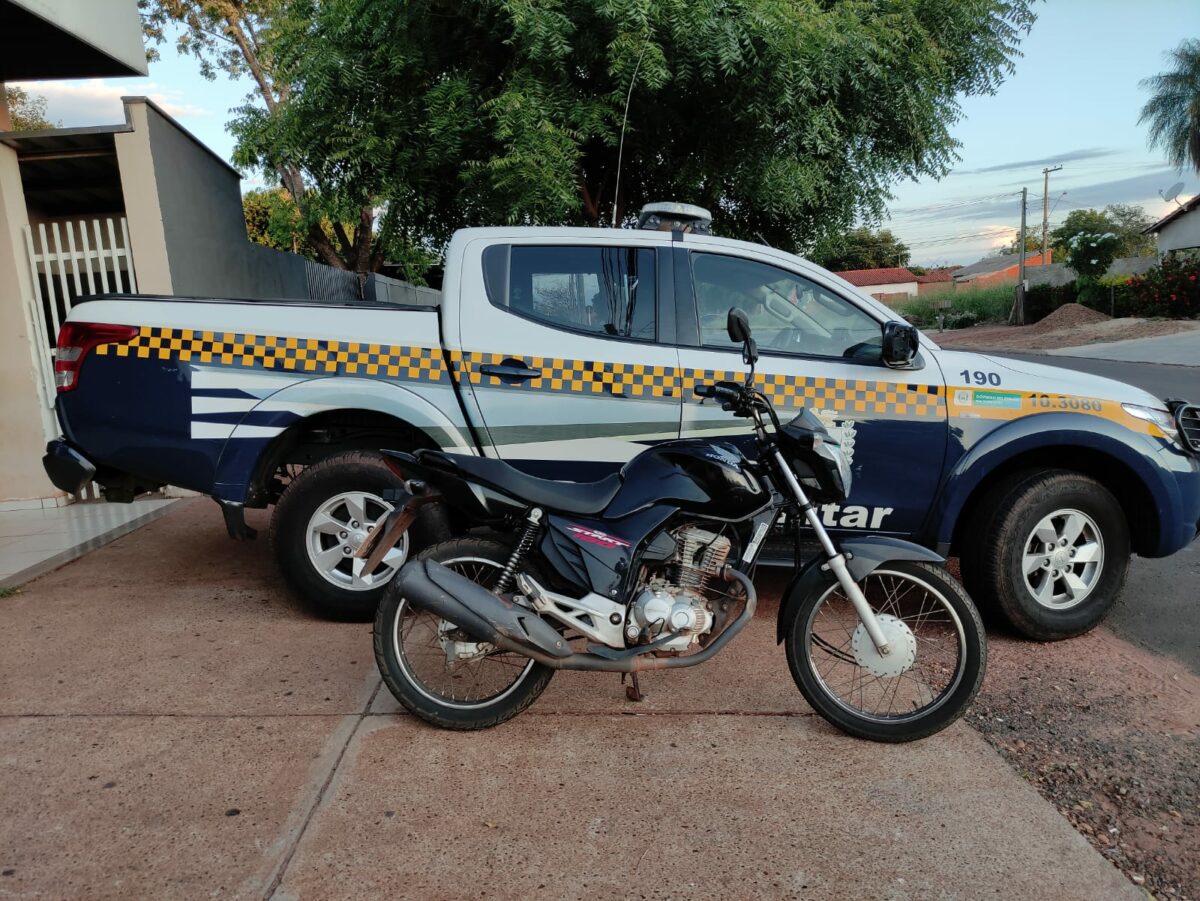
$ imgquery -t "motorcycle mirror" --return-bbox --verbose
[881,320,920,367]
[727,307,752,344]
[742,337,759,367]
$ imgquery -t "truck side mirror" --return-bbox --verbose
[881,321,919,368]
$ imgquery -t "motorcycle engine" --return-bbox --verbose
[628,526,731,653]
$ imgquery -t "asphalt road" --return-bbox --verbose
[999,352,1200,673]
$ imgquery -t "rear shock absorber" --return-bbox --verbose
[494,508,543,595]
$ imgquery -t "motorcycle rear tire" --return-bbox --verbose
[374,536,555,730]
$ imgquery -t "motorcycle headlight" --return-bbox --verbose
[1122,404,1180,443]
[813,435,853,499]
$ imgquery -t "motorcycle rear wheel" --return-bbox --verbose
[785,560,985,743]
[373,537,554,730]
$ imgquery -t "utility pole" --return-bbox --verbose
[1011,187,1029,325]
[1041,165,1062,261]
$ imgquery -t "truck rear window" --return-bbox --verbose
[482,245,655,341]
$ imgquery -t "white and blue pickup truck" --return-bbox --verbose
[43,208,1200,639]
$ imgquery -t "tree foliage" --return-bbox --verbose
[230,0,1035,266]
[139,0,390,272]
[4,86,58,131]
[1049,204,1155,261]
[812,227,911,271]
[1139,39,1200,174]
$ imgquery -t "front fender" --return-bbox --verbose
[775,537,945,644]
[925,412,1179,554]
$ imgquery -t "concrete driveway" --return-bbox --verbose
[0,500,1138,899]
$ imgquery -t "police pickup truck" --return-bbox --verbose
[43,204,1200,640]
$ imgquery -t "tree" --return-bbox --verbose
[812,228,911,271]
[229,0,1035,267]
[243,187,307,254]
[1066,231,1121,281]
[1049,205,1155,261]
[4,86,58,131]
[139,0,387,274]
[1139,39,1200,174]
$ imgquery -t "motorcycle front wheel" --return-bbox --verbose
[373,537,555,730]
[785,560,986,743]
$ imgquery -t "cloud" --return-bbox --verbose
[942,169,1189,222]
[956,147,1120,175]
[11,78,210,127]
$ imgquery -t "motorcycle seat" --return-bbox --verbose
[414,449,622,516]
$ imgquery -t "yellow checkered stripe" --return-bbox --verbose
[448,351,679,399]
[451,351,945,418]
[94,326,448,381]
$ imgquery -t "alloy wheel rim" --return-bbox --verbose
[305,490,407,591]
[1021,508,1104,611]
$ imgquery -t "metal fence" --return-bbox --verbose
[303,259,440,306]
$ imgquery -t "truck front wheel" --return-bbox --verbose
[962,470,1130,641]
[270,451,448,620]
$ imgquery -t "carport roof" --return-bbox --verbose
[0,0,147,80]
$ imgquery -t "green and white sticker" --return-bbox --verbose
[970,390,1023,410]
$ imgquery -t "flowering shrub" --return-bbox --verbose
[1125,255,1200,318]
[1066,232,1121,280]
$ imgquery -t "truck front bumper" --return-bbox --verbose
[42,439,96,495]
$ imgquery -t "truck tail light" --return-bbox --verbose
[54,322,139,393]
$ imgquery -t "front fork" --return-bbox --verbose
[772,451,892,656]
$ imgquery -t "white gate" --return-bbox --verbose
[23,217,138,411]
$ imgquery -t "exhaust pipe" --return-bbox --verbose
[394,560,759,673]
[393,560,573,659]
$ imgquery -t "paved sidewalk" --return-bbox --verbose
[0,500,1139,899]
[1048,329,1200,365]
[0,498,175,588]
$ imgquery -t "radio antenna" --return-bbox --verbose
[611,40,649,228]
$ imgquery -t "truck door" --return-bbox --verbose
[673,245,948,538]
[452,238,681,479]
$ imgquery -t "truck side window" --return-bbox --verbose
[483,245,655,341]
[691,253,882,361]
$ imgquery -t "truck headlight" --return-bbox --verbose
[1122,404,1180,443]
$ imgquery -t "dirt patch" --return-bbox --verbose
[970,627,1200,899]
[935,315,1200,352]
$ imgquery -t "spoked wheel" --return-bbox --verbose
[786,561,985,743]
[373,537,555,730]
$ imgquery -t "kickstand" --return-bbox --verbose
[621,672,644,703]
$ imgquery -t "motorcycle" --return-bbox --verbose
[359,309,985,742]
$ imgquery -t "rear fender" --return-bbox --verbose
[775,536,945,644]
[380,450,495,521]
[211,377,474,503]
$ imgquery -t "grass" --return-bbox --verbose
[0,586,18,599]
[899,284,1015,329]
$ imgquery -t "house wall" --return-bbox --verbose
[1158,210,1200,255]
[139,100,308,300]
[0,143,62,501]
[864,281,917,299]
[917,281,953,296]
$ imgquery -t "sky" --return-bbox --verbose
[12,1,1200,267]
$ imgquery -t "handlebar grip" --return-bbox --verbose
[694,384,715,398]
[713,385,742,402]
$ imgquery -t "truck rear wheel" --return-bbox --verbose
[962,470,1130,641]
[270,450,448,620]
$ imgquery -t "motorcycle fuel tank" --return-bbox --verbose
[604,439,768,520]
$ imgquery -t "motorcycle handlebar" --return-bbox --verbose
[695,383,743,404]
